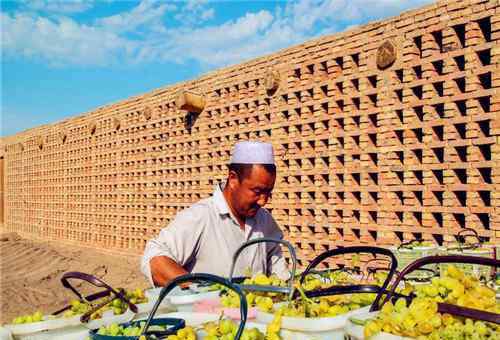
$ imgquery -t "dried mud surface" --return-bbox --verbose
[0,232,149,324]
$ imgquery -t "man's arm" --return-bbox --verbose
[141,204,206,286]
[149,256,189,287]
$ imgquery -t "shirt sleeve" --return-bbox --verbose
[141,204,207,286]
[263,212,291,281]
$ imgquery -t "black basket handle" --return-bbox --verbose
[379,255,500,324]
[397,238,429,250]
[59,271,138,322]
[299,246,398,312]
[228,237,297,300]
[455,228,481,250]
[140,273,248,340]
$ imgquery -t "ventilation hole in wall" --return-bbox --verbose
[395,231,404,242]
[476,213,490,229]
[433,125,444,141]
[413,36,422,57]
[478,144,491,161]
[368,75,377,88]
[430,61,442,75]
[479,72,491,89]
[453,191,467,206]
[477,49,491,66]
[453,168,467,184]
[433,81,444,96]
[455,146,467,162]
[434,103,445,118]
[452,23,466,47]
[414,106,424,121]
[351,53,360,67]
[411,85,423,99]
[478,168,492,184]
[432,233,444,245]
[414,212,423,226]
[352,97,360,110]
[454,77,466,92]
[454,123,466,139]
[455,100,467,116]
[411,65,422,79]
[413,191,423,205]
[433,191,444,205]
[432,147,444,163]
[395,130,404,144]
[432,30,443,51]
[395,69,404,82]
[369,153,378,165]
[478,120,490,137]
[395,89,403,102]
[453,55,465,71]
[453,213,466,228]
[369,113,378,127]
[477,16,491,42]
[335,56,344,70]
[414,170,423,184]
[395,171,404,184]
[412,149,423,163]
[352,78,359,91]
[477,96,490,113]
[478,191,491,206]
[396,211,404,222]
[396,151,404,164]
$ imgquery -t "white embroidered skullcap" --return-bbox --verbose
[229,141,275,165]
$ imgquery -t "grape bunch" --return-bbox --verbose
[167,316,282,340]
[301,270,354,291]
[91,321,167,339]
[275,291,375,318]
[363,265,500,339]
[11,311,44,324]
[63,287,148,319]
[220,274,287,312]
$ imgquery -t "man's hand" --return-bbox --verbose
[150,256,189,287]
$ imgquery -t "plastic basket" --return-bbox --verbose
[441,229,495,281]
[88,317,185,340]
[391,240,439,278]
[441,248,494,281]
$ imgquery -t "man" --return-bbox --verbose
[141,141,288,287]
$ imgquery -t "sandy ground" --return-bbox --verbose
[0,232,149,324]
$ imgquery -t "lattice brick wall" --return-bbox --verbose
[1,0,499,267]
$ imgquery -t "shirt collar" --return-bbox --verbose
[213,182,231,216]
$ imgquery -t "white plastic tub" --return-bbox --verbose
[2,309,135,340]
[150,286,220,312]
[154,312,318,340]
[256,305,370,340]
[344,311,413,340]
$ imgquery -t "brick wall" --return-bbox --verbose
[1,0,499,266]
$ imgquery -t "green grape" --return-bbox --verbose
[220,274,287,311]
[11,311,45,324]
[363,265,499,339]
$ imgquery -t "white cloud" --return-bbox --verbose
[174,0,215,26]
[1,0,434,68]
[200,8,215,21]
[1,12,135,66]
[96,0,175,34]
[22,0,95,14]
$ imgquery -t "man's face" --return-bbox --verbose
[228,165,276,219]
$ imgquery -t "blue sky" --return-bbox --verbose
[1,0,433,137]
